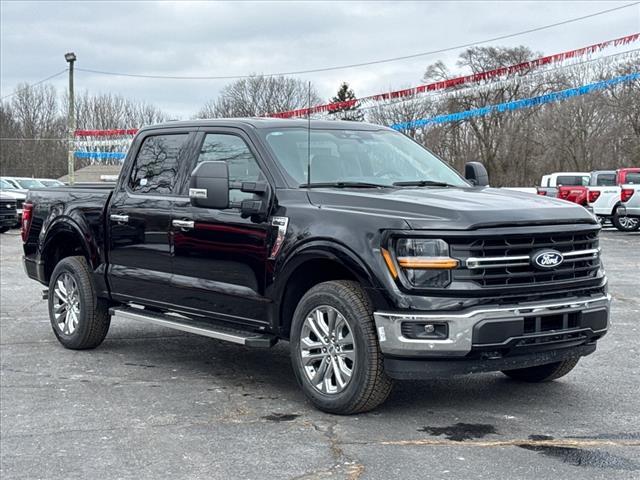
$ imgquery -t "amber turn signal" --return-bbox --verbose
[381,248,398,278]
[397,257,459,269]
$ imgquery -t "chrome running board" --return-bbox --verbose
[110,307,277,348]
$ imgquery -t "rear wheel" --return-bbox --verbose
[502,357,580,382]
[48,256,111,349]
[290,280,393,414]
[612,207,640,231]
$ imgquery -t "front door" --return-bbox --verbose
[108,129,194,307]
[171,130,273,327]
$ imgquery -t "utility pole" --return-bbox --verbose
[64,52,76,185]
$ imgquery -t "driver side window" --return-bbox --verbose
[197,133,265,203]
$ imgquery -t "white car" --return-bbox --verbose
[0,178,26,225]
[587,169,640,231]
[0,176,45,192]
[620,185,640,219]
[37,178,65,187]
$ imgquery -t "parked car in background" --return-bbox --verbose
[616,167,640,185]
[618,185,640,219]
[587,168,640,232]
[22,119,610,414]
[0,177,46,193]
[537,172,590,205]
[0,178,26,225]
[0,193,18,233]
[37,179,65,187]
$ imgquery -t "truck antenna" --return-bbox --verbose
[307,81,311,185]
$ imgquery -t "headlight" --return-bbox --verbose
[382,238,459,288]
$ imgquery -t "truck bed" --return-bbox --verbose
[23,185,115,284]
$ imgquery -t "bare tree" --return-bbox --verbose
[1,84,66,177]
[196,75,321,118]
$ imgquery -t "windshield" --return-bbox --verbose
[0,179,15,189]
[16,179,44,189]
[260,128,468,187]
[594,174,616,186]
[557,175,588,186]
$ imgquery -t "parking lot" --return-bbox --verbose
[1,228,638,480]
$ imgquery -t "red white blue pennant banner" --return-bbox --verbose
[270,32,640,118]
[74,129,137,162]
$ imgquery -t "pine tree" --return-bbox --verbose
[328,82,364,121]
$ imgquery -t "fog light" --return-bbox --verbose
[401,322,448,340]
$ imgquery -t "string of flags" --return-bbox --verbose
[73,129,136,161]
[391,72,640,131]
[269,32,639,118]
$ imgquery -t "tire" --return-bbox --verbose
[48,256,111,349]
[0,226,9,233]
[502,357,580,382]
[290,280,393,414]
[612,207,640,232]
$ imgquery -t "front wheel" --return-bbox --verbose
[612,208,640,231]
[290,280,393,414]
[502,357,580,382]
[48,256,111,349]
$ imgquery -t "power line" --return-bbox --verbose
[0,69,68,101]
[75,2,639,80]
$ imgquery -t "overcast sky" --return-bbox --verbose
[1,1,638,118]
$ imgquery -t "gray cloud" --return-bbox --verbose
[1,1,638,118]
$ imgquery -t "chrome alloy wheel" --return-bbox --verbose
[618,216,638,229]
[53,272,80,335]
[299,305,355,394]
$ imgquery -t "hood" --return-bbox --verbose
[0,190,26,199]
[307,186,596,230]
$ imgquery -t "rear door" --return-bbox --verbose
[170,129,273,327]
[107,128,195,307]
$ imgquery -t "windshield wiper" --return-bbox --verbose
[392,180,459,187]
[299,181,389,189]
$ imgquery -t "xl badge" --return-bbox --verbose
[532,250,564,269]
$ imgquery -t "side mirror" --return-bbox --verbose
[465,161,489,187]
[189,161,229,209]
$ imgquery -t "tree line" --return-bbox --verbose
[1,45,638,184]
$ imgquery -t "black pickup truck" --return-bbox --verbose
[23,119,610,414]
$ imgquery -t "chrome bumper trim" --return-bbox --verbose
[373,294,610,357]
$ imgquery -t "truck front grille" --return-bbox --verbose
[450,230,600,288]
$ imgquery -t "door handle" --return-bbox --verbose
[110,214,129,223]
[172,219,195,230]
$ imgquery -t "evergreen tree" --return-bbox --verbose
[328,82,364,121]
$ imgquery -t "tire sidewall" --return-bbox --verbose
[290,283,376,413]
[48,258,94,349]
[613,208,640,231]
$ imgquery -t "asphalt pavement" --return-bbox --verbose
[1,228,639,480]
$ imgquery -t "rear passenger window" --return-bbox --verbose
[130,134,189,194]
[626,173,640,184]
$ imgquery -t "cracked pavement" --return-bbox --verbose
[1,228,639,479]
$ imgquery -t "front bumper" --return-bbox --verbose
[373,294,610,357]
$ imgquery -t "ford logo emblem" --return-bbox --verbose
[532,250,564,269]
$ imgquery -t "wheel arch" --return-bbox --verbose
[275,241,385,339]
[41,219,96,283]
